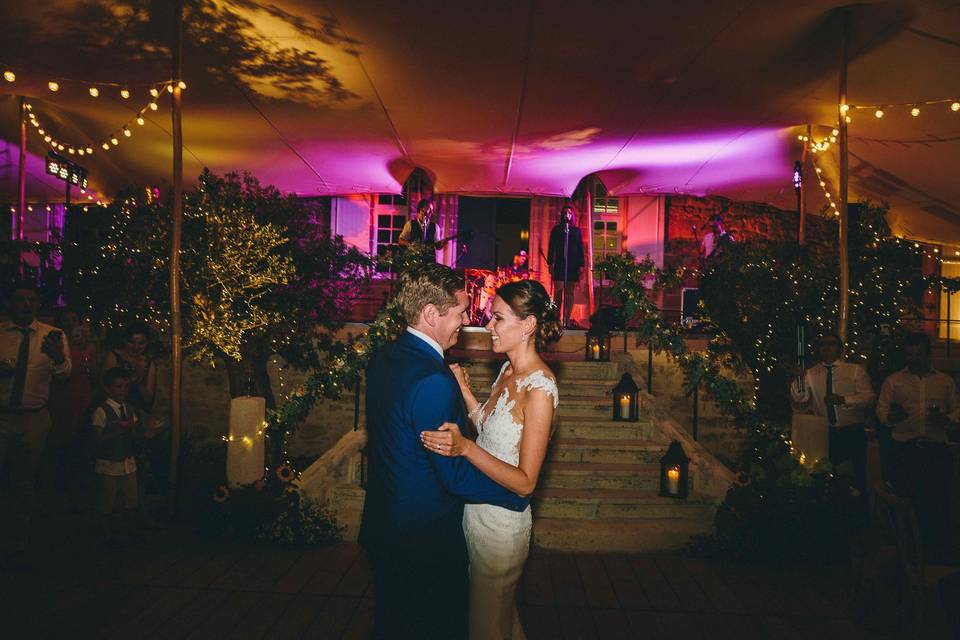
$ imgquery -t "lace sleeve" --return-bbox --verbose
[492,360,510,389]
[516,370,559,408]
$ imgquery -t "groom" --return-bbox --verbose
[359,263,528,640]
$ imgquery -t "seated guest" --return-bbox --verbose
[876,332,956,563]
[790,333,876,491]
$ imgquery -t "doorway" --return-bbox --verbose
[456,197,530,270]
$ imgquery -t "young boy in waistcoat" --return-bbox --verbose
[92,367,142,547]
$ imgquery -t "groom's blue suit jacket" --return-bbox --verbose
[358,330,529,550]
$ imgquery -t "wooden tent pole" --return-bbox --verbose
[168,0,185,516]
[838,10,851,342]
[17,96,27,276]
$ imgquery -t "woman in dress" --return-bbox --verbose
[102,321,156,413]
[421,279,562,639]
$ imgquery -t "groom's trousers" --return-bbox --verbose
[366,538,469,640]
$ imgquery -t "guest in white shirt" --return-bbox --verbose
[0,282,71,569]
[790,333,876,491]
[876,332,955,561]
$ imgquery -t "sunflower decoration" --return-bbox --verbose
[213,485,230,503]
[275,463,296,483]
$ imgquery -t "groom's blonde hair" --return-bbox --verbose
[397,263,463,325]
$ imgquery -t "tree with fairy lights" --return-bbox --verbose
[698,202,929,424]
[65,170,373,409]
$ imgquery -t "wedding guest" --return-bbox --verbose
[92,368,144,547]
[0,282,71,569]
[102,321,156,413]
[47,308,97,495]
[790,333,876,491]
[876,332,956,562]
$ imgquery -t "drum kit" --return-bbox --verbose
[464,267,531,326]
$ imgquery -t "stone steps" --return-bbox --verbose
[540,462,663,491]
[553,419,656,441]
[546,438,668,464]
[531,488,711,520]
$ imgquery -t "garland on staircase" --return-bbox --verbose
[597,253,757,426]
[266,245,436,453]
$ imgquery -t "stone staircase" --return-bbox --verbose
[326,352,729,553]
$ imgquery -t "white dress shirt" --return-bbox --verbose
[0,320,72,410]
[876,368,958,442]
[790,360,876,428]
[406,327,444,359]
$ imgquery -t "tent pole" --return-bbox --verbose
[584,188,595,321]
[838,10,851,343]
[17,96,27,277]
[168,0,185,516]
[798,124,809,246]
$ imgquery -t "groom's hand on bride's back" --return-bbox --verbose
[421,422,471,457]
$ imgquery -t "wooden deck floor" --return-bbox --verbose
[3,497,896,640]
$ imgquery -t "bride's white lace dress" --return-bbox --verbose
[463,362,559,640]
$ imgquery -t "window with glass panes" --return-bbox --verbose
[591,181,620,270]
[375,193,408,272]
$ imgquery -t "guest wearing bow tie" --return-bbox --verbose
[790,333,876,491]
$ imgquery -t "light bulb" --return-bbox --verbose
[68,148,75,154]
[845,115,852,123]
[136,116,145,125]
[177,80,186,90]
[829,136,836,143]
[149,102,158,111]
[874,108,884,118]
[77,149,85,156]
[167,84,174,93]
[48,81,59,92]
[123,127,131,137]
[89,87,99,97]
[57,144,64,150]
[911,106,920,117]
[839,103,849,114]
[102,142,110,150]
[38,128,44,135]
[831,128,839,136]
[85,147,93,154]
[150,87,159,97]
[43,136,51,142]
[3,70,15,82]
[952,101,960,112]
[110,137,119,145]
[120,88,130,99]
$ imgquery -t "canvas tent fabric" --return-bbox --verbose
[0,0,958,244]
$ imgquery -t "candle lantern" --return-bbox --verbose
[659,440,690,500]
[584,322,612,362]
[612,373,639,422]
[226,396,266,487]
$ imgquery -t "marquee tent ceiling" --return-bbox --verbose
[1,1,958,244]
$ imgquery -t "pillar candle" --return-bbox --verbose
[227,395,266,487]
[619,395,631,419]
[667,467,680,495]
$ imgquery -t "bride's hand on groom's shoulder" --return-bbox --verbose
[449,363,471,392]
[420,422,471,457]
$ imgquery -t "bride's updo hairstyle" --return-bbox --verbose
[496,280,564,348]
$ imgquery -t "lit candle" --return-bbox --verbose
[592,343,600,359]
[667,467,680,495]
[619,395,630,419]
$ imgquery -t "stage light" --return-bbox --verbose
[3,70,15,82]
[120,88,130,99]
[89,87,99,97]
[911,106,920,117]
[48,81,59,92]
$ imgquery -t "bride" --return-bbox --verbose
[420,279,562,639]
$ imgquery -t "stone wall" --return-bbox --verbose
[663,194,836,270]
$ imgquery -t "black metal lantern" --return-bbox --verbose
[612,373,639,422]
[659,441,690,500]
[585,322,612,362]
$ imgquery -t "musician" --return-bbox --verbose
[510,250,529,277]
[700,213,734,260]
[398,199,440,250]
[547,204,584,328]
